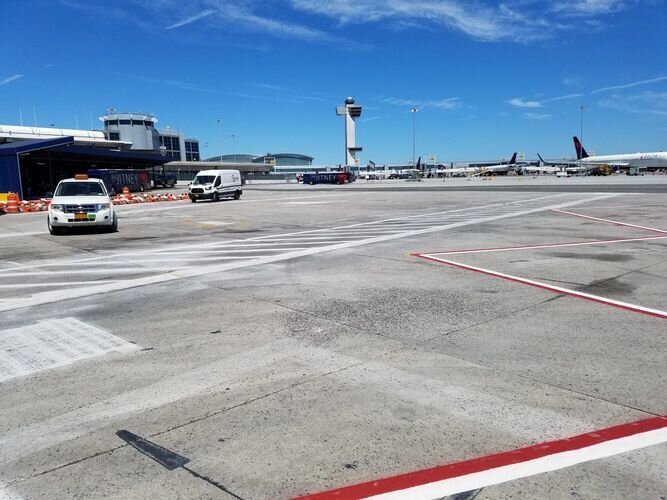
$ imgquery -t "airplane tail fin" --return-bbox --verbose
[573,136,589,159]
[416,156,422,170]
[537,153,546,166]
[509,152,517,164]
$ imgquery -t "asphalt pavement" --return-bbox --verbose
[0,178,665,499]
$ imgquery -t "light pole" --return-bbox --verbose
[411,107,419,167]
[579,105,585,147]
[216,119,222,161]
[579,105,584,169]
[231,134,236,163]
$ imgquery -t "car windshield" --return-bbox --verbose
[55,181,106,197]
[192,175,215,185]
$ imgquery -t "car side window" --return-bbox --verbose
[214,177,221,187]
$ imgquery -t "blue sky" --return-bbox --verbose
[1,0,666,165]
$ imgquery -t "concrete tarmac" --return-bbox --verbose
[0,178,665,499]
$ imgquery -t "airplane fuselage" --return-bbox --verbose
[581,152,667,169]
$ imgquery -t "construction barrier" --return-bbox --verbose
[5,193,20,213]
[3,192,189,214]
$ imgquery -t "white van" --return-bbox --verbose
[188,169,242,202]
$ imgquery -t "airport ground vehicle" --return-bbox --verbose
[152,173,177,188]
[87,169,150,194]
[47,175,117,235]
[302,172,355,185]
[189,169,242,202]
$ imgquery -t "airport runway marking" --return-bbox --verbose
[0,194,618,312]
[294,415,667,500]
[0,317,139,383]
[551,208,667,234]
[419,235,667,256]
[414,210,667,319]
[414,254,667,319]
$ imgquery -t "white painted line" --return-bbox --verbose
[0,194,618,312]
[428,235,667,256]
[0,318,139,383]
[0,231,45,238]
[0,268,186,278]
[366,427,667,500]
[0,195,573,273]
[0,281,117,289]
[553,209,667,234]
[417,254,667,319]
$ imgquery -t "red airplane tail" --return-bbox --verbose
[573,136,589,159]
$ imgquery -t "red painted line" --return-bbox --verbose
[292,415,667,500]
[411,235,667,257]
[414,254,667,319]
[552,209,667,234]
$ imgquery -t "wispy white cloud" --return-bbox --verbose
[381,97,460,110]
[592,75,667,94]
[289,0,640,43]
[508,98,542,108]
[59,0,646,46]
[524,112,552,119]
[508,93,583,108]
[165,9,216,30]
[551,0,631,16]
[598,91,667,116]
[545,93,585,102]
[0,74,24,86]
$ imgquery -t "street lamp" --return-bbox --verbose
[579,105,585,146]
[216,119,222,161]
[579,105,584,169]
[231,133,236,163]
[411,107,419,167]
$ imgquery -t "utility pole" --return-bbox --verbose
[411,107,419,167]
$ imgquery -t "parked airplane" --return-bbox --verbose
[574,136,667,170]
[520,154,561,174]
[477,153,524,175]
[438,165,479,177]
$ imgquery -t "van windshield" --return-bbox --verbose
[192,176,215,185]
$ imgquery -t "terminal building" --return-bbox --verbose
[100,110,200,161]
[0,109,315,198]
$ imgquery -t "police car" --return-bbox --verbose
[47,175,117,235]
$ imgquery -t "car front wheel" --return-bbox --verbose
[47,216,62,235]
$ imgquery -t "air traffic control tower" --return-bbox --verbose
[336,97,362,167]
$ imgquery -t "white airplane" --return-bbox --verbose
[477,153,525,175]
[574,137,667,170]
[520,156,561,175]
[438,165,479,177]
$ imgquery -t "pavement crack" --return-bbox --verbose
[182,465,247,500]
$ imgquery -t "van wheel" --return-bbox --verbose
[233,190,241,200]
[213,192,219,202]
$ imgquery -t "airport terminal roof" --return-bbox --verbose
[0,136,75,155]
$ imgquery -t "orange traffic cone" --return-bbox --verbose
[5,193,19,213]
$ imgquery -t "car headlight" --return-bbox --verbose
[97,203,111,210]
[50,204,65,211]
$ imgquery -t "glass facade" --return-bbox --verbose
[159,135,181,159]
[185,140,200,161]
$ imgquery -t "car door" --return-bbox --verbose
[214,176,222,192]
